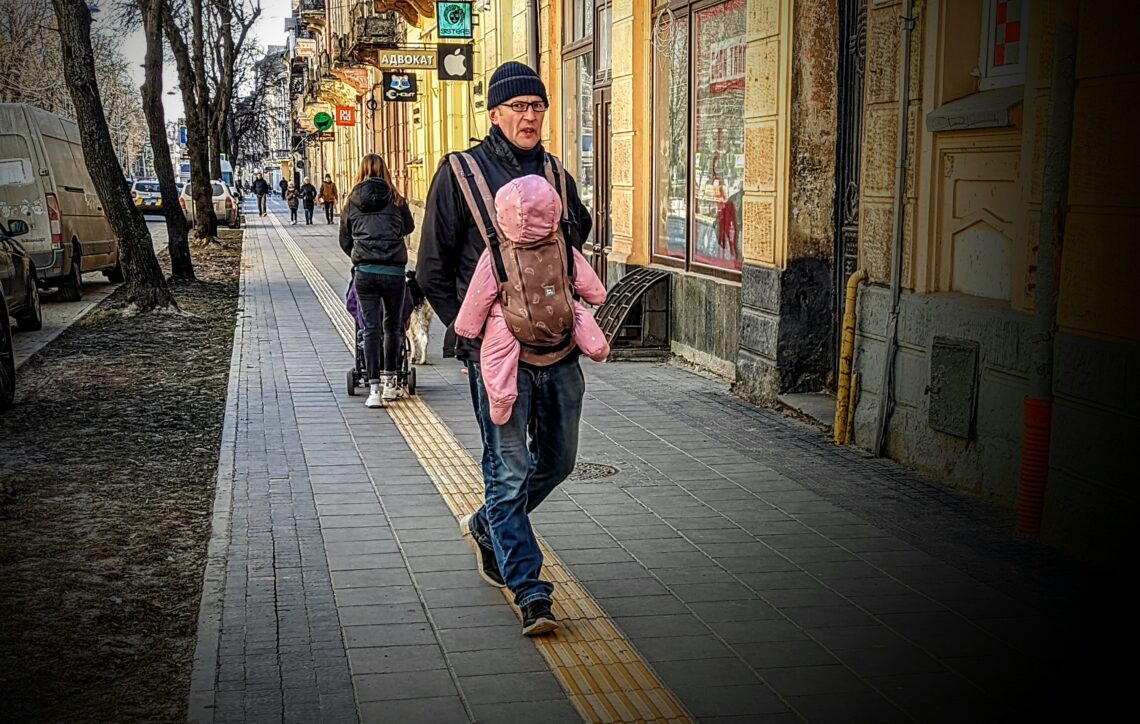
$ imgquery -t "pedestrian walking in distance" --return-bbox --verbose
[285,181,299,224]
[278,177,288,198]
[418,61,593,636]
[339,154,414,408]
[300,177,318,224]
[251,172,270,217]
[320,174,339,224]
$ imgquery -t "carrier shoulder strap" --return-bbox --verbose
[543,154,572,224]
[447,152,508,284]
[543,153,575,279]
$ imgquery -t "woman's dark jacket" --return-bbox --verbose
[299,183,318,209]
[339,177,415,267]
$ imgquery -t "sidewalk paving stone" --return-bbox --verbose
[190,209,1121,723]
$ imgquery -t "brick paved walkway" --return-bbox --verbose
[189,204,1123,723]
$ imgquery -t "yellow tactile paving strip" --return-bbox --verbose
[272,220,693,723]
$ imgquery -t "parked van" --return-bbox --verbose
[0,103,122,301]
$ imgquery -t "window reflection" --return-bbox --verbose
[693,0,745,271]
[563,52,595,244]
[653,14,689,260]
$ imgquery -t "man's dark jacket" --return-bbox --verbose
[416,128,592,363]
[299,183,318,209]
[339,178,414,267]
[251,178,270,196]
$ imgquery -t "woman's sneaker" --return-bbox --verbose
[365,390,384,408]
[382,377,402,401]
[520,600,558,636]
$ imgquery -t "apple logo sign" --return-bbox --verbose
[444,48,467,77]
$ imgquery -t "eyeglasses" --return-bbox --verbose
[498,100,548,113]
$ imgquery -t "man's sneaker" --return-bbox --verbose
[520,600,558,636]
[365,390,383,408]
[458,513,505,588]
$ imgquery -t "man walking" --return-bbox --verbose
[417,61,592,636]
[251,173,270,216]
[278,177,288,199]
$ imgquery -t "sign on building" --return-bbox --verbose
[313,112,334,131]
[382,72,418,102]
[311,131,335,142]
[437,44,474,81]
[374,49,438,70]
[436,2,474,39]
[335,105,356,126]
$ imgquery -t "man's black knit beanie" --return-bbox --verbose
[487,61,548,109]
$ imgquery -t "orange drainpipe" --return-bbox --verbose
[834,269,867,445]
[1016,398,1053,535]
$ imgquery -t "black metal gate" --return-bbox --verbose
[833,0,867,381]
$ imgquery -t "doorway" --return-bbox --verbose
[832,0,866,383]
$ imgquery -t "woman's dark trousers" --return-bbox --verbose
[324,201,335,223]
[355,271,406,382]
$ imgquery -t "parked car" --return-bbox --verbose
[179,180,241,229]
[1,219,42,410]
[131,178,165,215]
[0,103,122,301]
[0,219,42,331]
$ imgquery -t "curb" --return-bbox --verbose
[186,240,249,724]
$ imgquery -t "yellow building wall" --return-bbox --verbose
[741,0,792,269]
[604,0,650,267]
[1056,1,1140,345]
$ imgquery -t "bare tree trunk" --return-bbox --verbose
[51,0,176,312]
[191,0,218,242]
[140,0,194,280]
[164,0,217,244]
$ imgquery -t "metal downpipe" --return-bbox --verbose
[835,269,868,445]
[528,0,540,72]
[1016,1,1078,536]
[872,0,916,457]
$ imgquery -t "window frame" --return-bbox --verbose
[978,0,1029,90]
[650,0,746,281]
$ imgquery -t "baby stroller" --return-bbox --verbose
[345,272,418,397]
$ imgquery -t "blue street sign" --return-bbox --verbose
[179,125,187,145]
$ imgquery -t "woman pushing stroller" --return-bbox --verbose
[339,154,414,408]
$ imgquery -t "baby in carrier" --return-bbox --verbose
[454,174,609,425]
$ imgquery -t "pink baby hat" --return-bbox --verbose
[494,174,563,245]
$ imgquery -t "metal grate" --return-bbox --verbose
[569,463,620,480]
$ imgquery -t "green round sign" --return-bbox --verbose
[313,112,334,132]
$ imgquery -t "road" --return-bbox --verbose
[12,215,173,369]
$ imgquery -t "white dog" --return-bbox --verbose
[406,271,432,365]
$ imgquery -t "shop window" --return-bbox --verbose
[652,0,745,274]
[563,52,595,242]
[979,0,1028,89]
[652,13,689,261]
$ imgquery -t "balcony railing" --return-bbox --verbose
[299,0,324,14]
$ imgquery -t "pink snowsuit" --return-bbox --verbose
[454,175,609,425]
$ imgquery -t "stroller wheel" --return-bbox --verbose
[346,369,357,396]
[406,367,416,396]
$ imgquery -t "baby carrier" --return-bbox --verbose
[446,152,579,367]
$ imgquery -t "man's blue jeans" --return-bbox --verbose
[466,357,584,607]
